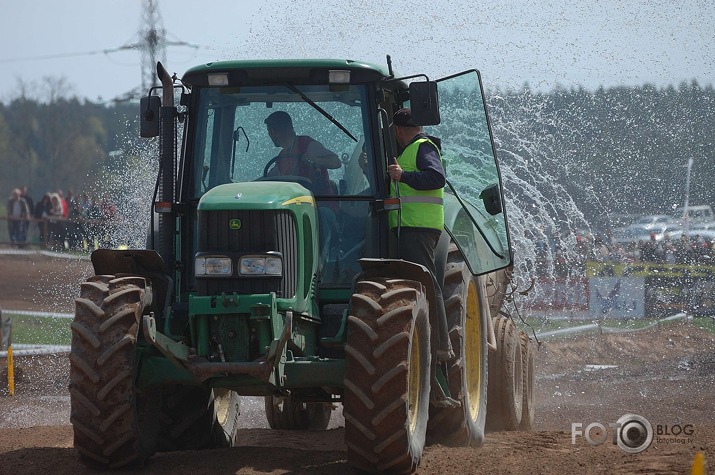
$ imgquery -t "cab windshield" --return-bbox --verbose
[189,84,374,200]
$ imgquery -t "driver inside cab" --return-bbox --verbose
[264,111,341,196]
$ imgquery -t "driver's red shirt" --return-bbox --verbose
[275,135,335,197]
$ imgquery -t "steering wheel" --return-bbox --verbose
[257,156,315,191]
[263,155,282,177]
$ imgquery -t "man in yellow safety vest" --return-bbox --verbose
[388,108,452,361]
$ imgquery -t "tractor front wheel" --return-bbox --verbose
[344,278,431,474]
[69,275,158,469]
[427,243,488,447]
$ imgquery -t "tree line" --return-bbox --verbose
[0,79,137,212]
[487,80,714,230]
[1,79,712,230]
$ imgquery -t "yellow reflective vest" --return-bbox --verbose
[389,137,444,230]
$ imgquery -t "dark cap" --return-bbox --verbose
[393,108,417,127]
[264,111,293,128]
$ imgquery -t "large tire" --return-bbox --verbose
[518,331,536,430]
[344,278,431,474]
[485,315,523,431]
[427,243,488,447]
[69,275,159,469]
[156,386,240,451]
[264,394,332,431]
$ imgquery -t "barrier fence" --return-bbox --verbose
[530,262,715,319]
[0,215,110,250]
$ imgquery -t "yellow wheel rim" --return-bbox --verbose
[407,324,422,433]
[214,388,231,426]
[465,280,482,420]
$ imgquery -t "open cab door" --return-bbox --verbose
[424,70,513,275]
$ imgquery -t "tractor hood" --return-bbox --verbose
[197,181,316,211]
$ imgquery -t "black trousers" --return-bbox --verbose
[396,227,451,358]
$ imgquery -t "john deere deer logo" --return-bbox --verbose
[229,219,241,230]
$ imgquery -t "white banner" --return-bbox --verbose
[588,277,645,319]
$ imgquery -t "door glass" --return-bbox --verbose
[425,70,512,275]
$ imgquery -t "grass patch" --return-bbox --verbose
[693,316,715,334]
[4,312,712,347]
[5,314,71,346]
[523,316,683,334]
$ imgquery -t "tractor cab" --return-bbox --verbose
[144,59,512,299]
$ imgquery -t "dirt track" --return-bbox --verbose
[1,252,714,474]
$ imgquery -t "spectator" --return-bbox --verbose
[86,196,103,250]
[33,193,53,244]
[48,193,66,250]
[34,193,52,218]
[57,190,69,219]
[18,185,33,246]
[20,186,34,224]
[100,196,117,248]
[6,188,30,247]
[639,233,658,262]
[65,189,83,249]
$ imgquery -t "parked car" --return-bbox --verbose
[690,223,715,232]
[613,224,664,244]
[631,214,672,230]
[672,205,714,226]
[662,223,685,238]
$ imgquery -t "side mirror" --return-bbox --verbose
[479,184,503,216]
[140,95,161,138]
[409,81,440,126]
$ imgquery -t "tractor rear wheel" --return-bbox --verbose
[518,331,536,430]
[69,275,159,469]
[156,386,240,451]
[344,278,431,474]
[427,243,488,447]
[264,394,332,430]
[485,314,523,431]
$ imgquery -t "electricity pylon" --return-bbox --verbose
[115,0,198,101]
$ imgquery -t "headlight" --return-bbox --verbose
[239,255,283,276]
[195,256,232,276]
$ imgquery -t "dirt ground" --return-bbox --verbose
[1,251,713,474]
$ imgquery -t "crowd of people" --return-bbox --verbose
[5,185,117,250]
[536,228,715,278]
[583,231,715,265]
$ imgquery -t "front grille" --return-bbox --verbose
[197,209,297,297]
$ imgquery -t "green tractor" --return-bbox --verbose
[69,57,532,473]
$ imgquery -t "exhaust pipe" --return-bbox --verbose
[155,62,176,272]
[157,61,174,107]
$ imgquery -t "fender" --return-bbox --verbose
[90,249,173,315]
[355,257,446,356]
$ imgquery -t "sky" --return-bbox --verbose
[1,0,713,103]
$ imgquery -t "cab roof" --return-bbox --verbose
[182,59,391,87]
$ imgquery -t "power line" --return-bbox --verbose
[0,41,200,65]
[0,48,130,64]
